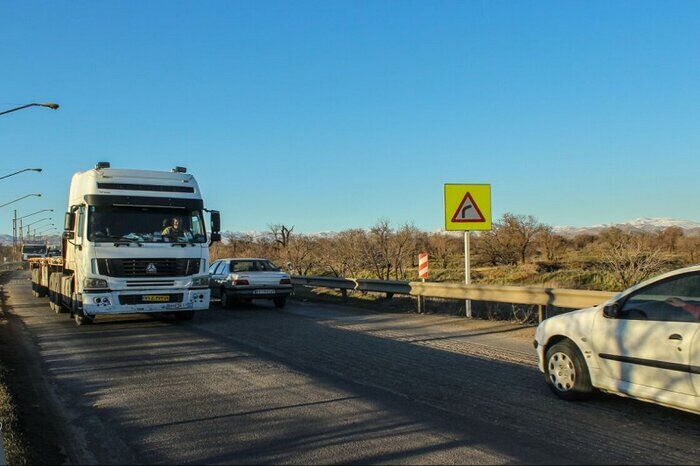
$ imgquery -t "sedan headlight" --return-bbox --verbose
[191,275,210,288]
[83,278,108,290]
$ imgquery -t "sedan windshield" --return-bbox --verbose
[88,205,206,243]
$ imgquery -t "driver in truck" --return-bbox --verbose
[162,216,189,241]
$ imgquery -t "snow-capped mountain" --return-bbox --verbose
[554,218,700,237]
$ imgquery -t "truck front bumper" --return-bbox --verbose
[82,288,210,315]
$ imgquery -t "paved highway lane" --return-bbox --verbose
[1,271,699,464]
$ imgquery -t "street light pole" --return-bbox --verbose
[0,103,59,117]
[0,193,41,209]
[0,168,42,181]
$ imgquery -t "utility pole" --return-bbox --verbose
[13,209,17,260]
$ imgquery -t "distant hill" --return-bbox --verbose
[553,217,700,237]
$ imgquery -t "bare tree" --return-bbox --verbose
[499,213,545,264]
[602,236,666,288]
[268,224,294,248]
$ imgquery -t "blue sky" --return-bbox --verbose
[1,0,699,234]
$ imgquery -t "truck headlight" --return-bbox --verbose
[191,275,209,288]
[83,278,108,290]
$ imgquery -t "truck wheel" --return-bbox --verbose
[221,291,234,309]
[74,313,94,326]
[173,311,195,321]
[545,339,593,401]
[273,297,287,309]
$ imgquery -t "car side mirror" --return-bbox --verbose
[603,302,620,318]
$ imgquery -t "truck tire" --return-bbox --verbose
[74,313,94,326]
[545,339,593,401]
[273,297,287,309]
[173,311,195,321]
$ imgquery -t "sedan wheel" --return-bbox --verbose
[544,339,593,400]
[548,352,576,392]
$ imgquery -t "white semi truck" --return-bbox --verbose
[29,162,221,325]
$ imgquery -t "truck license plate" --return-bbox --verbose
[253,289,275,295]
[143,295,170,302]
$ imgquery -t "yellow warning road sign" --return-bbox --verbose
[444,184,492,231]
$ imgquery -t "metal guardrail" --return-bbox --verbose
[291,275,617,312]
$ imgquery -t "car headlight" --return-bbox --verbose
[83,278,108,290]
[191,275,209,287]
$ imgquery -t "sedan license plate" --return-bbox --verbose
[253,289,275,295]
[143,295,170,302]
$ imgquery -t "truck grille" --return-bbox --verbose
[97,259,200,277]
[118,293,184,305]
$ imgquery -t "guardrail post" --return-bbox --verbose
[341,288,348,302]
[538,304,544,323]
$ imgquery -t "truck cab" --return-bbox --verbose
[22,242,48,261]
[61,163,220,323]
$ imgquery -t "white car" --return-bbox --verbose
[534,265,699,414]
[208,258,293,309]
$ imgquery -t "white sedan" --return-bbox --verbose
[534,265,699,414]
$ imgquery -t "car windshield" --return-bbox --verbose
[22,245,46,254]
[230,260,281,272]
[88,205,207,243]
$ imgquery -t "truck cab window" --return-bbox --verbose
[87,205,207,243]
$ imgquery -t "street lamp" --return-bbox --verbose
[0,193,41,209]
[0,168,42,181]
[34,225,56,238]
[25,218,52,236]
[0,102,60,117]
[17,208,53,220]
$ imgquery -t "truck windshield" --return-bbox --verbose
[87,205,207,243]
[22,245,47,254]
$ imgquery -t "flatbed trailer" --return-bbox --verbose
[29,257,74,314]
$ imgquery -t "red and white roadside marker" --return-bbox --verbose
[418,252,429,280]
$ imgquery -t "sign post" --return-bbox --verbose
[444,183,492,318]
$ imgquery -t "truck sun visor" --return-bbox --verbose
[84,194,204,210]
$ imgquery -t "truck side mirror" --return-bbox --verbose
[210,211,221,242]
[211,210,221,232]
[64,212,75,231]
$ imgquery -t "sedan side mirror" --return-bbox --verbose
[603,302,620,318]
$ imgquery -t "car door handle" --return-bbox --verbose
[668,334,683,341]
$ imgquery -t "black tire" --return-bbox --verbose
[545,339,593,400]
[173,311,195,321]
[74,313,94,326]
[273,297,287,309]
[221,290,234,309]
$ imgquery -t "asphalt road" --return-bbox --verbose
[1,271,699,465]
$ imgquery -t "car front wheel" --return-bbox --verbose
[545,339,593,400]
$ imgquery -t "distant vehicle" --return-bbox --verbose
[534,265,699,414]
[21,243,47,261]
[46,245,61,257]
[209,258,293,309]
